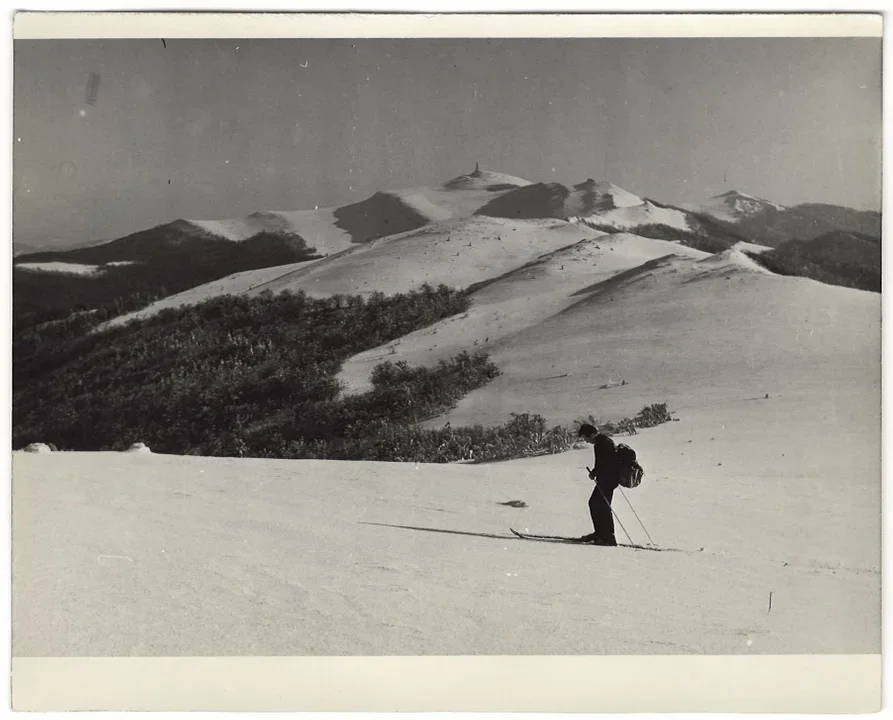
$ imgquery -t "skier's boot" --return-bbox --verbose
[592,536,617,547]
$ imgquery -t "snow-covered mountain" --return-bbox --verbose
[683,191,881,247]
[474,179,656,224]
[94,169,877,329]
[683,190,786,224]
[183,165,531,256]
[16,166,532,271]
[474,180,748,241]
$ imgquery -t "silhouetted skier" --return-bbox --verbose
[577,423,619,546]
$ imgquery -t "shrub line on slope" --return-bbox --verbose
[15,285,566,461]
[744,237,880,293]
[14,281,677,463]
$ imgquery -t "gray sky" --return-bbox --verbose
[14,37,881,247]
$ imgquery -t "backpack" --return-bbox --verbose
[615,443,644,488]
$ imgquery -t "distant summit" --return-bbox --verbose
[685,190,880,247]
[442,164,532,190]
[684,190,785,224]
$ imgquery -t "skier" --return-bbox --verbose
[577,423,619,546]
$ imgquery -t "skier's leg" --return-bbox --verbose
[580,487,601,541]
[588,487,602,530]
[593,484,617,545]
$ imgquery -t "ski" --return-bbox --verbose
[510,528,701,553]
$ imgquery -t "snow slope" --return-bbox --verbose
[338,232,708,393]
[570,200,692,232]
[12,439,879,658]
[188,208,351,255]
[423,249,878,431]
[337,238,845,414]
[241,216,590,299]
[103,216,595,327]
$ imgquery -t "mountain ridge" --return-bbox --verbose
[14,167,880,336]
[17,169,878,257]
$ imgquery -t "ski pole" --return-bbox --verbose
[617,486,657,548]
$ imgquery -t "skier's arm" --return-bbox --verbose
[589,435,615,480]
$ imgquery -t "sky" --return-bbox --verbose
[13,36,882,248]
